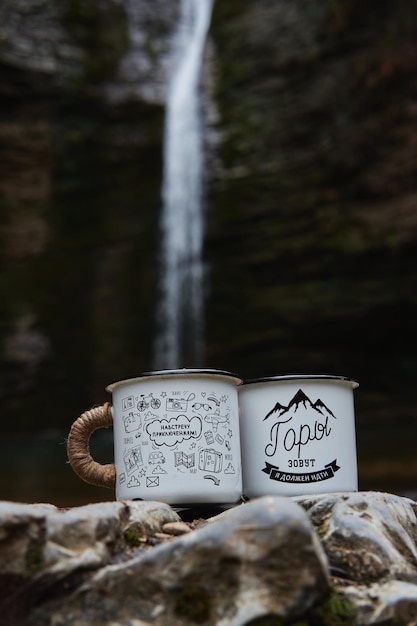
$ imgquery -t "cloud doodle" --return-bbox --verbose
[146,414,202,447]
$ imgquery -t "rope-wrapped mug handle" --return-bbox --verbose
[67,402,116,489]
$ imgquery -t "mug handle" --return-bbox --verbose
[67,402,116,489]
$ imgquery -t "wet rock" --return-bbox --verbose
[0,500,180,580]
[25,496,330,626]
[344,580,417,626]
[0,501,56,576]
[3,493,417,623]
[161,520,192,536]
[0,0,81,80]
[296,491,417,584]
[124,500,181,536]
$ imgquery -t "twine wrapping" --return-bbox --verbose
[67,402,116,489]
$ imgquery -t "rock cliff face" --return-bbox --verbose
[2,493,417,625]
[0,0,171,424]
[206,0,417,401]
[0,0,416,443]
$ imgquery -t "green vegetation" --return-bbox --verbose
[124,530,147,548]
[244,589,356,625]
[174,586,211,623]
[309,590,356,625]
[25,544,44,576]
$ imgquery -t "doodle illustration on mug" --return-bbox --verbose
[118,388,237,490]
[123,411,141,434]
[122,396,135,411]
[127,475,140,488]
[137,393,161,411]
[262,389,340,485]
[224,462,236,474]
[148,451,166,464]
[199,448,222,472]
[166,392,195,412]
[175,451,195,468]
[124,445,143,475]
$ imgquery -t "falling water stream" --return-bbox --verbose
[153,0,214,370]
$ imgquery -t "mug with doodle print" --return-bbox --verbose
[67,369,243,505]
[239,375,359,498]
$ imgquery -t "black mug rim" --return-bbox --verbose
[241,374,359,387]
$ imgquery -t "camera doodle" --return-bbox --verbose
[166,392,195,412]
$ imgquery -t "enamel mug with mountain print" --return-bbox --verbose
[239,375,359,497]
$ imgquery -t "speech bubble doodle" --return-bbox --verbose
[146,415,202,447]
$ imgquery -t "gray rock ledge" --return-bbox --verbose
[1,492,417,625]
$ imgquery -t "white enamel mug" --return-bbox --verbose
[68,369,243,506]
[239,375,359,498]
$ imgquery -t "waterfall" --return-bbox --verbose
[153,0,214,369]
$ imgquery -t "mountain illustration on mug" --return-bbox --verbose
[263,389,336,422]
[263,389,337,459]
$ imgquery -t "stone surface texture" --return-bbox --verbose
[1,492,417,625]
